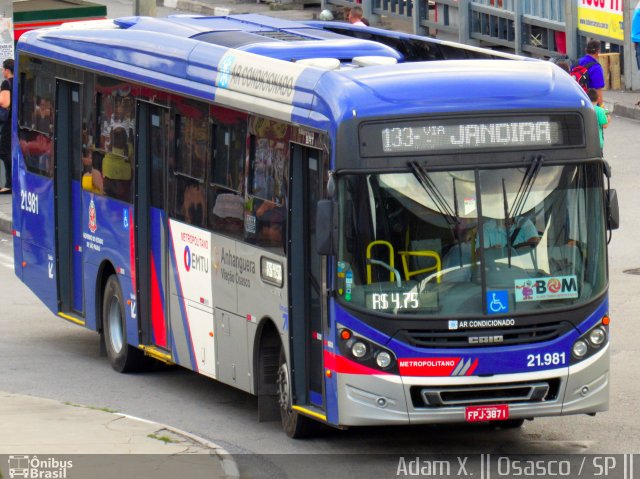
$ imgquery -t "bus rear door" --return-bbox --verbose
[135,102,171,353]
[54,79,84,317]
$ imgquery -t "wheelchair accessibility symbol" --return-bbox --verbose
[486,291,509,314]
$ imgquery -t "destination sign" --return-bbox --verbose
[359,115,584,156]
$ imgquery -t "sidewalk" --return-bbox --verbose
[0,391,239,478]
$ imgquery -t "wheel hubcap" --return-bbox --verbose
[107,297,124,354]
[277,362,290,411]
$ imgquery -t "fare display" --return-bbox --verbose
[359,115,584,156]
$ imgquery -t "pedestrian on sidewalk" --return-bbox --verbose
[0,58,13,194]
[577,40,605,107]
[588,88,609,151]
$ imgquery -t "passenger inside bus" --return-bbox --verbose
[19,131,52,177]
[81,150,105,194]
[182,183,205,227]
[33,97,52,134]
[255,199,285,246]
[101,125,132,200]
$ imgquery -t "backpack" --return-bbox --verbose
[570,61,597,92]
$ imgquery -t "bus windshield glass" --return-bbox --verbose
[335,163,606,317]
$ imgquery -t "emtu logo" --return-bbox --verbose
[183,246,209,273]
[184,245,192,272]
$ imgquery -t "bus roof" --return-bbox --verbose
[17,14,589,128]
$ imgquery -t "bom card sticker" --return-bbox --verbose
[514,275,578,302]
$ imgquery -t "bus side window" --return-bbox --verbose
[17,63,55,178]
[209,123,246,239]
[248,133,287,250]
[171,113,207,228]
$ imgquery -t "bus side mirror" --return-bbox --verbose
[607,189,619,230]
[316,199,337,256]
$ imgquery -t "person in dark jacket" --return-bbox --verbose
[0,58,14,193]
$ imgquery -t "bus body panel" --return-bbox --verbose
[81,258,100,331]
[15,168,57,313]
[20,235,57,312]
[334,345,609,426]
[71,181,84,313]
[165,219,289,392]
[168,219,214,376]
[331,299,607,374]
[326,300,609,425]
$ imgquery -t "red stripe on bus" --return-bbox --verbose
[150,254,167,348]
[323,351,391,376]
[129,207,136,293]
[466,358,479,376]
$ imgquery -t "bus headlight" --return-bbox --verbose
[572,340,588,358]
[352,341,367,358]
[588,327,606,346]
[337,324,398,373]
[375,351,392,369]
[570,319,610,365]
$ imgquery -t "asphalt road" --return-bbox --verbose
[0,115,639,478]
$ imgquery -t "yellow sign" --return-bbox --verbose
[577,0,624,41]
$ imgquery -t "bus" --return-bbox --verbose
[12,14,619,438]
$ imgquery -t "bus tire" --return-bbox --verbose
[277,347,317,438]
[103,275,145,373]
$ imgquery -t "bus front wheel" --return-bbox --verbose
[102,275,145,373]
[277,347,316,438]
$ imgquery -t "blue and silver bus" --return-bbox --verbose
[12,14,618,437]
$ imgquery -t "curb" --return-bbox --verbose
[611,102,640,121]
[120,412,240,479]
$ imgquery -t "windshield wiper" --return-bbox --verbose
[408,161,464,264]
[408,160,459,226]
[502,155,544,266]
[502,178,512,267]
[509,155,544,221]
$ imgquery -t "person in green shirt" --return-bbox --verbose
[587,88,609,150]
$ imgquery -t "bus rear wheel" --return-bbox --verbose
[277,347,317,438]
[103,275,145,373]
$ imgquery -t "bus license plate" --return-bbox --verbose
[465,404,509,422]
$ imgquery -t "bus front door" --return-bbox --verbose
[289,144,326,412]
[54,80,84,317]
[134,102,171,352]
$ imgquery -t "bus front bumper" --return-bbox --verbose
[334,346,609,427]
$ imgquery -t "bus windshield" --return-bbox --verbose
[335,163,607,317]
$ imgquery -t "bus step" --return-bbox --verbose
[292,404,327,422]
[57,312,85,326]
[139,345,174,365]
